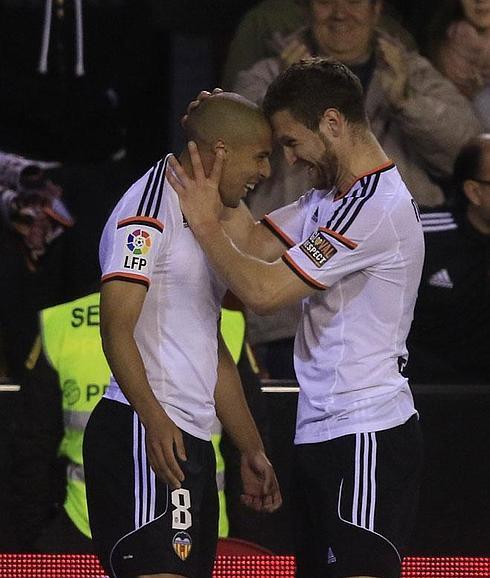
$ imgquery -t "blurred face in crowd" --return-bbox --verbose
[308,0,382,64]
[461,0,490,31]
[218,120,272,208]
[271,108,340,190]
[465,137,490,232]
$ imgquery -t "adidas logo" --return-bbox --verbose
[327,546,337,564]
[312,207,319,223]
[428,268,453,289]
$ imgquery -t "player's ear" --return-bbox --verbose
[463,179,482,207]
[319,108,342,138]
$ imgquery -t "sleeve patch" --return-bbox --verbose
[300,231,337,268]
[121,227,154,273]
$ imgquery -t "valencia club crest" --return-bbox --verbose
[172,531,192,561]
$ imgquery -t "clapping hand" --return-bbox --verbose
[376,33,409,108]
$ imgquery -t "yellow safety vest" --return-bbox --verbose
[217,308,246,538]
[41,292,110,538]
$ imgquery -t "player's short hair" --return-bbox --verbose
[262,57,368,130]
[185,92,266,147]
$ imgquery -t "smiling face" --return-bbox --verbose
[218,120,273,208]
[461,0,490,30]
[184,92,273,209]
[309,0,381,63]
[271,109,340,190]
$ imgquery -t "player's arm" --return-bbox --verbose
[168,146,321,314]
[209,241,317,315]
[100,280,186,488]
[221,201,287,263]
[215,331,282,512]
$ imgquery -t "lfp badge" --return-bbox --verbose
[124,229,152,272]
[172,531,192,561]
[126,229,152,255]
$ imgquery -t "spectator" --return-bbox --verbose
[221,0,305,90]
[234,0,481,377]
[0,154,77,551]
[13,289,108,553]
[236,0,480,207]
[426,0,490,131]
[221,0,416,90]
[0,154,75,379]
[407,133,490,385]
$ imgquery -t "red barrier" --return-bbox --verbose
[0,554,489,578]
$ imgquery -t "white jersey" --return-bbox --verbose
[264,163,424,443]
[99,156,226,441]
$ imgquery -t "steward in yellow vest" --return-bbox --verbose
[40,292,111,540]
[16,291,109,552]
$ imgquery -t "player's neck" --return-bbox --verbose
[336,136,390,194]
[178,148,214,180]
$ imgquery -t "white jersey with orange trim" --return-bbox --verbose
[263,163,424,443]
[99,156,226,441]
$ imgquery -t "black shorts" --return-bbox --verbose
[292,415,423,578]
[83,398,218,578]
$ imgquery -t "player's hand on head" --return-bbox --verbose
[167,142,225,233]
[239,451,283,513]
[181,87,224,128]
[144,412,187,489]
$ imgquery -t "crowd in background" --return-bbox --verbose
[0,0,488,558]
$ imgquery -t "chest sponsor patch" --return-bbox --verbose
[122,228,153,272]
[300,230,337,267]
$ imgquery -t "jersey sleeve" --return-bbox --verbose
[260,190,315,248]
[282,203,393,290]
[99,159,170,290]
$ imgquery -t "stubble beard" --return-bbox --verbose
[313,146,339,190]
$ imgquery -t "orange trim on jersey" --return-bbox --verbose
[117,216,164,233]
[335,160,395,201]
[319,227,358,250]
[101,272,150,289]
[262,216,295,248]
[282,253,327,291]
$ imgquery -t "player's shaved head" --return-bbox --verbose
[179,92,272,209]
[185,92,269,149]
